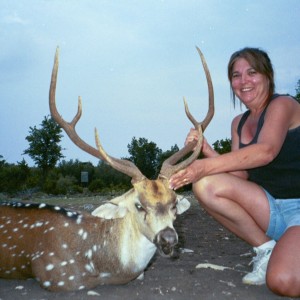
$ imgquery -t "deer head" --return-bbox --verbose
[49,47,214,256]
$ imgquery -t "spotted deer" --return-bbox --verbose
[0,47,214,292]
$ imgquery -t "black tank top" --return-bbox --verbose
[237,94,300,199]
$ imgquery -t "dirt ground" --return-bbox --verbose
[0,193,296,300]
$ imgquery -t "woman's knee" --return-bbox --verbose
[192,175,222,206]
[267,268,300,297]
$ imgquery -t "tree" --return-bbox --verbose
[58,159,95,184]
[23,115,64,180]
[157,144,180,171]
[212,138,231,154]
[0,159,31,194]
[295,79,300,103]
[0,155,6,168]
[127,137,162,179]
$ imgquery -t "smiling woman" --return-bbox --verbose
[228,47,275,109]
[230,58,270,110]
[169,47,300,297]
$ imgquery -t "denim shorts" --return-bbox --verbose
[265,189,300,241]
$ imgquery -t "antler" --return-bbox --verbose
[49,47,145,183]
[159,47,214,180]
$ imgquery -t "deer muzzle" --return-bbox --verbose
[154,226,178,257]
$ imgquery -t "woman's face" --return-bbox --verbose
[231,58,269,108]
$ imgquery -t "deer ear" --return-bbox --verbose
[92,203,128,219]
[176,195,190,215]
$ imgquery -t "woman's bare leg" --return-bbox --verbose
[192,173,270,246]
[267,226,300,297]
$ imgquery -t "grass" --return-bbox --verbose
[1,194,115,207]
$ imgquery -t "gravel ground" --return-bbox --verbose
[0,194,295,300]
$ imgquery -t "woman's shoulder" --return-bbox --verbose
[268,94,299,110]
[267,94,300,128]
[231,113,244,130]
[270,93,298,104]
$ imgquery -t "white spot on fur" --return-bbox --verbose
[87,291,100,296]
[46,264,54,271]
[85,263,95,273]
[85,249,92,260]
[82,231,88,240]
[76,216,83,224]
[43,281,51,287]
[100,272,111,278]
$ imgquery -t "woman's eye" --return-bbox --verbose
[248,69,257,76]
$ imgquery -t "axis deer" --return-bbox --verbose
[0,47,214,292]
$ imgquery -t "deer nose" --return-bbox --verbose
[154,227,178,256]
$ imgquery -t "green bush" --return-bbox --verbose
[88,179,105,193]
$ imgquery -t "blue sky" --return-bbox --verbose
[1,0,300,166]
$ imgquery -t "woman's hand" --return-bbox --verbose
[169,160,204,190]
[185,128,218,158]
[185,128,199,146]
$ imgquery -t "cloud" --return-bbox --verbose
[2,12,28,25]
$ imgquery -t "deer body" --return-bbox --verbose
[0,179,189,291]
[0,47,214,292]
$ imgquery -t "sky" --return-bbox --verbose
[1,0,300,166]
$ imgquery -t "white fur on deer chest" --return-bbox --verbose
[118,225,156,273]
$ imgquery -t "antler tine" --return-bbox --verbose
[94,128,146,182]
[49,47,145,183]
[159,47,214,180]
[195,46,214,131]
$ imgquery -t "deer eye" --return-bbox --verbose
[135,203,145,212]
[171,204,177,213]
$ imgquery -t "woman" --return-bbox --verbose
[169,47,300,297]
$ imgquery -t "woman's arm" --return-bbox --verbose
[169,96,297,189]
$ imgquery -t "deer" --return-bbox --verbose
[0,47,214,292]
